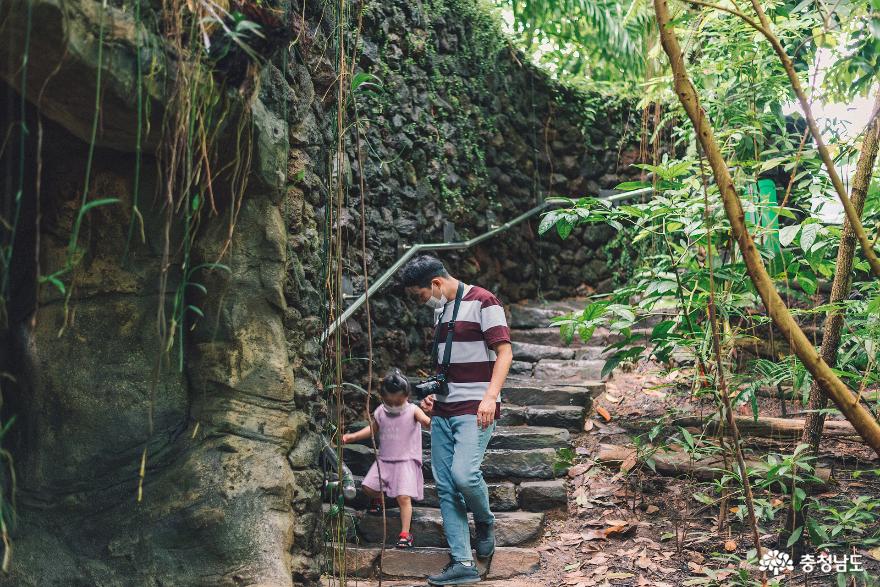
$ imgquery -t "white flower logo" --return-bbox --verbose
[759,549,794,576]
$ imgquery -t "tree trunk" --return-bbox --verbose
[671,416,857,440]
[783,93,880,548]
[596,444,831,486]
[652,0,880,456]
[801,94,880,456]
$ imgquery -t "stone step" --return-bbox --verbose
[509,327,594,347]
[353,507,545,547]
[574,346,606,361]
[329,545,540,580]
[532,359,605,381]
[517,479,568,511]
[508,301,585,329]
[345,445,561,481]
[496,405,585,431]
[509,360,534,376]
[511,341,576,362]
[423,448,558,481]
[421,479,568,512]
[503,380,600,407]
[345,478,565,513]
[421,425,570,450]
[421,482,518,511]
[510,326,651,348]
[486,426,570,449]
[522,405,585,431]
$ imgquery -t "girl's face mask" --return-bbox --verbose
[384,403,407,415]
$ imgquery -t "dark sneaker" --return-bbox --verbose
[427,560,481,585]
[474,521,495,559]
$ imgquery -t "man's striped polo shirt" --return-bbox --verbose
[432,283,511,418]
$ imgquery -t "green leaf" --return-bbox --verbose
[779,225,799,247]
[651,320,676,340]
[538,212,557,235]
[186,304,205,318]
[775,206,798,220]
[797,267,817,296]
[693,492,714,505]
[800,222,820,253]
[786,525,803,547]
[556,220,574,240]
[602,354,623,379]
[614,181,650,191]
[80,198,121,215]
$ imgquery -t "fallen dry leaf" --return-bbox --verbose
[866,547,880,561]
[724,539,737,552]
[620,453,638,473]
[583,419,595,431]
[770,498,783,507]
[602,524,630,538]
[604,393,622,403]
[606,572,634,580]
[581,529,607,541]
[558,533,584,544]
[687,561,704,573]
[645,504,660,514]
[586,554,609,566]
[596,406,612,421]
[568,462,592,478]
[605,519,628,526]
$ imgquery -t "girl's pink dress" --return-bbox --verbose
[361,403,424,500]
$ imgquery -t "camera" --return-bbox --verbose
[413,373,448,400]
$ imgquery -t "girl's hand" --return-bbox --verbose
[341,433,351,444]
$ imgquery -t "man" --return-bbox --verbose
[400,255,513,586]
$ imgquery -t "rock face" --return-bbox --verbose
[0,0,636,584]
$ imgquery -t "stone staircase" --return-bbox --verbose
[335,298,605,581]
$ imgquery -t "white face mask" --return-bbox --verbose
[424,283,447,310]
[384,403,407,415]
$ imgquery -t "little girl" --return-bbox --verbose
[342,369,431,549]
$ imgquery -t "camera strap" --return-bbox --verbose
[430,281,465,375]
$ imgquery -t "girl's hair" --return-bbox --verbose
[381,368,411,396]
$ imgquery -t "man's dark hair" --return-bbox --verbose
[399,255,449,288]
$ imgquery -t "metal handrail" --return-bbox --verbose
[319,186,654,342]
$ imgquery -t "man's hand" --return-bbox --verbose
[420,394,435,416]
[477,396,496,429]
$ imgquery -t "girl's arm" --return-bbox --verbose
[341,421,378,444]
[414,406,431,429]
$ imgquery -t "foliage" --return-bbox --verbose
[534,0,880,568]
[492,0,654,92]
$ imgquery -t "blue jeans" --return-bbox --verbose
[431,414,495,562]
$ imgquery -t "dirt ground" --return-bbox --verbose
[534,360,880,586]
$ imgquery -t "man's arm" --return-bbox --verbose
[477,341,512,428]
